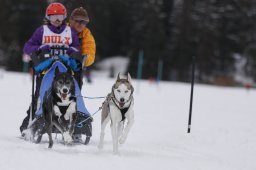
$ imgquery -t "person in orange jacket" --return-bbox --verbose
[69,7,96,67]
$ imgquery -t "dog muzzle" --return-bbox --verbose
[118,101,125,108]
[59,90,69,100]
[61,93,67,100]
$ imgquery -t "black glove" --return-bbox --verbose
[69,52,83,63]
[31,51,51,66]
[37,45,51,53]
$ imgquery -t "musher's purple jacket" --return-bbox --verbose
[23,23,80,55]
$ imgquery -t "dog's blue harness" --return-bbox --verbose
[35,61,90,117]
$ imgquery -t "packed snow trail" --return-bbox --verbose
[0,72,256,170]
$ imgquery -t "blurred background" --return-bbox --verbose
[0,0,256,86]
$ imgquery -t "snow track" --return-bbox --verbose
[0,72,256,170]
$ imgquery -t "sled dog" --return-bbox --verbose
[41,67,77,148]
[98,73,134,154]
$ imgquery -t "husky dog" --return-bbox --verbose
[38,67,77,148]
[98,73,134,154]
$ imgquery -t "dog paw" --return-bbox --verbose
[22,129,33,141]
[119,136,126,144]
[113,150,120,156]
[64,114,70,120]
[98,143,103,150]
[63,132,73,144]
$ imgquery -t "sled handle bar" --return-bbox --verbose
[49,46,69,60]
[50,46,69,50]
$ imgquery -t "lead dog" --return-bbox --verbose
[98,73,134,154]
[37,67,77,148]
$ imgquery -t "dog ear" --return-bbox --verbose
[55,67,60,75]
[127,72,132,83]
[117,72,121,81]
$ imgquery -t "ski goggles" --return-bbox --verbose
[47,15,66,21]
[74,19,88,25]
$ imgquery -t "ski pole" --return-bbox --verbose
[187,56,195,133]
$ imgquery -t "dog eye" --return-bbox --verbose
[66,80,71,84]
[117,90,121,93]
[125,90,128,93]
[58,80,63,84]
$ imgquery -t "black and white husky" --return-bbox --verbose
[39,67,77,148]
[98,73,134,154]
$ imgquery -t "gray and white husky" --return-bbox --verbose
[98,73,134,154]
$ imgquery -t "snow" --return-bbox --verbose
[233,53,253,84]
[95,56,129,77]
[0,71,256,170]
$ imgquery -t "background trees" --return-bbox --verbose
[0,0,255,83]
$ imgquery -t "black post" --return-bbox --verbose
[187,56,195,133]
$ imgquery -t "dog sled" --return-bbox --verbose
[25,47,92,145]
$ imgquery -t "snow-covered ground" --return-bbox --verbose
[0,71,256,170]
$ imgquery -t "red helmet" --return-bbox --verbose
[45,2,67,18]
